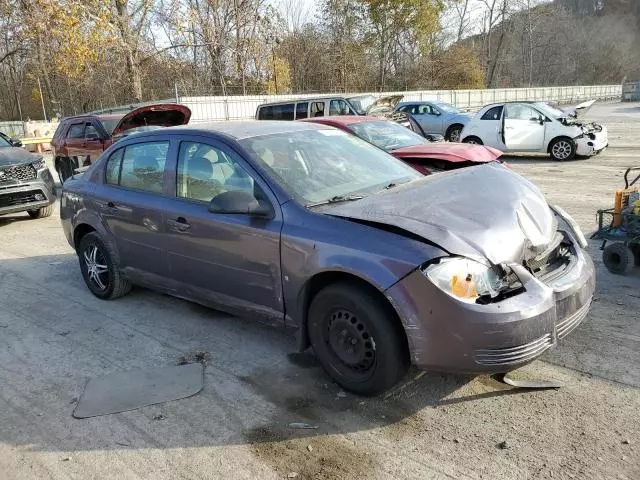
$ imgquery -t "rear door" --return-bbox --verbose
[161,136,284,322]
[94,139,174,280]
[503,104,546,151]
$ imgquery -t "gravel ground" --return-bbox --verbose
[0,101,638,480]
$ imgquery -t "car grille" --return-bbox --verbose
[474,334,553,366]
[557,299,591,339]
[0,164,37,182]
[0,189,45,208]
[525,232,574,283]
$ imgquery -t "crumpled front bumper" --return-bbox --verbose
[575,126,608,156]
[385,243,595,373]
[0,168,57,216]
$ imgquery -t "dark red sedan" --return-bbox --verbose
[302,116,503,175]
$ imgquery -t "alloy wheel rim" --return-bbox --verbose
[450,128,461,142]
[83,245,109,290]
[326,309,375,372]
[552,140,572,159]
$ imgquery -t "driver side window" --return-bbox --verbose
[505,104,539,121]
[177,141,255,203]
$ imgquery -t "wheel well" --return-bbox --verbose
[547,136,574,153]
[447,123,463,132]
[297,271,409,357]
[462,135,482,144]
[73,224,96,251]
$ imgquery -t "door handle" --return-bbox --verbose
[168,217,191,232]
[96,200,119,212]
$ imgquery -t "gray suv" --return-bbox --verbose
[0,132,56,219]
[60,121,594,395]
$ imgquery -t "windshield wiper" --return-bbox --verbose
[306,195,364,208]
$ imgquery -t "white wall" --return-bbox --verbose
[179,85,622,123]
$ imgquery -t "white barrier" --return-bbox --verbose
[179,85,622,123]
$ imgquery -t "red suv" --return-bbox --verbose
[51,104,190,181]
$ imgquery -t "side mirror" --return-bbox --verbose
[208,190,273,218]
[11,138,23,147]
[86,133,100,141]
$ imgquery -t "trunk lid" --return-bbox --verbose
[325,163,555,265]
[110,103,191,138]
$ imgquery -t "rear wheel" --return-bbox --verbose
[462,136,483,145]
[446,124,463,142]
[602,242,634,275]
[27,204,53,219]
[308,281,409,395]
[549,137,576,161]
[78,232,132,299]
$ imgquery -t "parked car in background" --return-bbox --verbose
[394,101,471,142]
[460,100,608,161]
[0,132,56,218]
[0,130,23,148]
[255,94,403,120]
[51,103,190,182]
[61,120,594,395]
[303,116,502,175]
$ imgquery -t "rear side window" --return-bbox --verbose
[258,106,274,120]
[105,148,124,185]
[481,106,503,120]
[310,101,325,117]
[295,102,308,119]
[258,104,295,120]
[67,124,85,138]
[118,141,169,193]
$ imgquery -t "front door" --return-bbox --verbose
[64,122,86,163]
[162,137,284,322]
[83,122,105,165]
[414,104,443,134]
[503,104,546,151]
[93,139,173,279]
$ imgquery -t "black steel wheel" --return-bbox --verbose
[308,281,409,395]
[462,136,483,145]
[78,232,132,299]
[602,242,634,275]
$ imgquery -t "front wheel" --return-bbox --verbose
[462,136,483,145]
[27,204,53,219]
[549,137,576,161]
[308,282,409,395]
[78,232,132,299]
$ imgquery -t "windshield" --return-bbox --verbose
[347,120,429,151]
[241,129,419,205]
[0,134,11,147]
[534,102,564,118]
[433,102,461,114]
[346,95,376,115]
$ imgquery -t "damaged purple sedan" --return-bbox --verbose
[60,121,595,395]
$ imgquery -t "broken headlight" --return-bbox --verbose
[550,205,588,248]
[423,258,518,304]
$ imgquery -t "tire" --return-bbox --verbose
[549,137,576,161]
[27,204,54,219]
[307,281,409,395]
[462,136,483,145]
[56,157,75,183]
[602,242,634,275]
[446,124,463,142]
[78,232,132,299]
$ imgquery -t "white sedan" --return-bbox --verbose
[460,100,608,161]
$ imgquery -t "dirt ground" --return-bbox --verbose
[0,101,638,480]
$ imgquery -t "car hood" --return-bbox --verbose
[390,143,502,163]
[0,146,39,167]
[367,95,404,115]
[111,103,191,138]
[561,99,595,119]
[325,163,555,265]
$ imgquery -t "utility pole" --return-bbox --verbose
[233,0,246,95]
[37,77,47,122]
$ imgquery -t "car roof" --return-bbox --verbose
[259,96,351,107]
[133,120,332,140]
[61,113,124,122]
[301,115,385,127]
